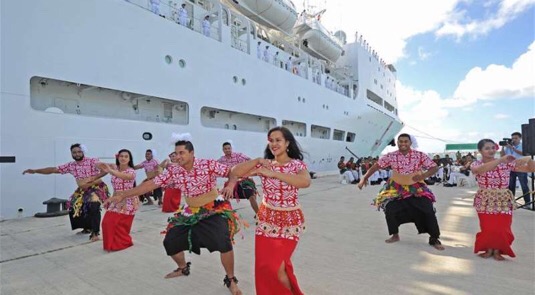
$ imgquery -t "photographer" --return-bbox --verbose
[500,132,529,203]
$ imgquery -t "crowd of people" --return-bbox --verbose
[23,127,311,295]
[337,156,391,185]
[21,129,534,293]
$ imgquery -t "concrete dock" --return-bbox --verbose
[1,175,534,295]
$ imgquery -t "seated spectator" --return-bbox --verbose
[338,156,357,184]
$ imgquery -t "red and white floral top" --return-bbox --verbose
[259,160,307,208]
[107,168,139,215]
[471,160,516,189]
[255,159,307,241]
[378,150,436,174]
[57,158,100,180]
[217,152,251,167]
[139,159,159,173]
[153,158,229,197]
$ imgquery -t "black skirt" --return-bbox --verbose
[163,214,232,255]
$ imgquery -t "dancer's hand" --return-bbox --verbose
[254,167,276,178]
[357,179,367,190]
[500,155,515,164]
[412,174,425,182]
[257,158,272,168]
[97,162,111,173]
[221,185,234,200]
[22,169,35,175]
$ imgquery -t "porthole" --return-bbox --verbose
[165,55,173,64]
[178,59,186,68]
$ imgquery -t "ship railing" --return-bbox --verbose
[124,0,222,42]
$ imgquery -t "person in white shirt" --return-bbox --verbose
[257,41,262,59]
[178,4,188,27]
[263,46,270,63]
[149,0,160,15]
[202,15,210,37]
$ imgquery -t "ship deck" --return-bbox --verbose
[1,176,534,295]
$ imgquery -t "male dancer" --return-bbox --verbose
[105,137,243,295]
[23,143,108,241]
[358,134,444,250]
[217,141,259,213]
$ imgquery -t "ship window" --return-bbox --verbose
[333,129,345,141]
[311,125,330,140]
[346,132,356,142]
[241,78,246,86]
[282,120,306,137]
[165,55,173,64]
[178,59,186,68]
[233,76,238,83]
[201,107,276,133]
[142,132,153,141]
[29,76,189,125]
[366,89,383,106]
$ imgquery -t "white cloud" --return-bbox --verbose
[448,40,535,106]
[305,0,532,63]
[391,42,534,152]
[436,0,535,40]
[494,113,510,119]
[299,0,460,63]
[418,46,432,60]
[482,102,495,107]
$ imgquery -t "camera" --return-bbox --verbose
[499,138,512,146]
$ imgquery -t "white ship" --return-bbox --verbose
[0,0,403,219]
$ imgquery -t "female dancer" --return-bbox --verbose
[228,126,311,295]
[99,149,139,251]
[470,139,535,260]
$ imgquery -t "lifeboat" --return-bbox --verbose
[294,18,344,63]
[223,0,298,35]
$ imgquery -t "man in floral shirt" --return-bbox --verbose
[358,134,444,250]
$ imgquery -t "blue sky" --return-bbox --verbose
[310,0,535,152]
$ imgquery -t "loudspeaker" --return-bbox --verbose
[522,118,535,156]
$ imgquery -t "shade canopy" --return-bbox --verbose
[445,143,478,151]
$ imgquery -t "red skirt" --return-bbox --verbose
[255,235,304,295]
[474,213,515,257]
[102,211,135,251]
[162,188,181,213]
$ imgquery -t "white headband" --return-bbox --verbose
[79,144,87,153]
[409,134,419,149]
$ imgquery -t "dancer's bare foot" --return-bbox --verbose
[89,233,100,242]
[429,237,445,250]
[164,269,186,279]
[165,262,191,279]
[478,249,493,258]
[432,243,445,251]
[224,276,242,295]
[493,250,505,261]
[228,280,242,295]
[385,234,400,243]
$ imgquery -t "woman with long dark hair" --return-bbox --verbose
[227,126,311,295]
[99,149,139,251]
[470,139,535,260]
